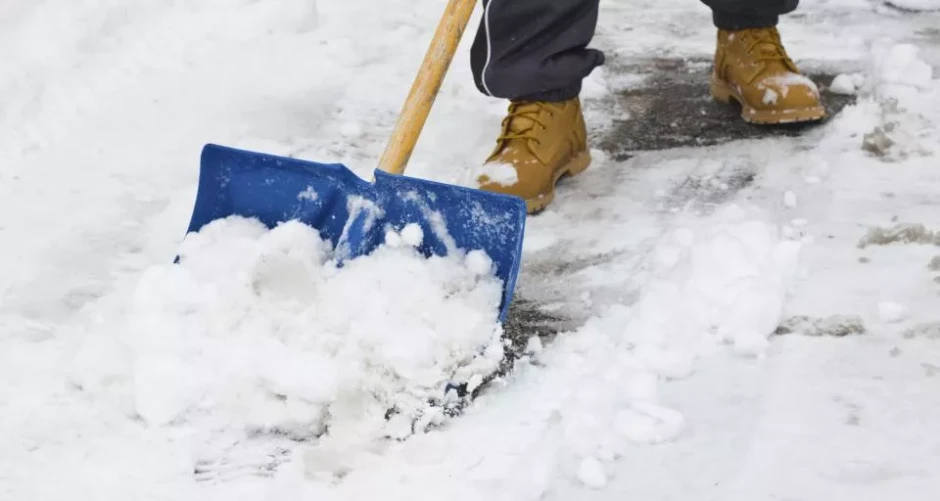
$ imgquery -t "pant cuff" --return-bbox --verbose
[513,82,583,103]
[712,11,779,30]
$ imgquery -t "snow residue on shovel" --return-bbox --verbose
[72,216,505,444]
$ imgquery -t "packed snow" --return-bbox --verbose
[2,0,940,500]
[73,216,505,442]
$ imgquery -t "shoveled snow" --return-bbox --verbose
[399,222,425,248]
[869,41,934,95]
[73,216,505,445]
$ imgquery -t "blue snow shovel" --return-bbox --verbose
[182,0,526,322]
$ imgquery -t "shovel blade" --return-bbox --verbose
[185,143,526,321]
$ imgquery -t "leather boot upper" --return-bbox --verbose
[476,98,590,212]
[712,27,825,122]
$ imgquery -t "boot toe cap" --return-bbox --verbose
[754,76,821,111]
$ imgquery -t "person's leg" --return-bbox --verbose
[700,0,799,30]
[700,0,825,124]
[469,0,604,102]
[470,0,603,214]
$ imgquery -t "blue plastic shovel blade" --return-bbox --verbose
[184,143,527,322]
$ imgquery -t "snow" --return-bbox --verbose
[868,40,934,100]
[399,223,425,247]
[297,186,318,202]
[73,216,505,449]
[764,72,820,97]
[878,301,910,323]
[3,0,940,500]
[762,88,779,105]
[830,73,862,95]
[577,456,608,489]
[472,161,520,187]
[465,249,495,276]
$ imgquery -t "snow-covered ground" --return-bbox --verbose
[2,0,939,499]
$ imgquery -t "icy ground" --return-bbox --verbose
[2,0,940,499]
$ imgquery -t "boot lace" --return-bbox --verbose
[497,102,551,146]
[742,28,791,63]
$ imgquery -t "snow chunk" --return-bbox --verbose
[871,42,933,92]
[465,249,494,276]
[77,215,505,446]
[859,40,935,113]
[878,301,909,324]
[577,456,607,489]
[687,215,802,355]
[384,229,404,247]
[830,73,862,95]
[400,223,424,247]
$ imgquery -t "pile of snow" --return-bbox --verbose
[302,202,803,497]
[867,40,934,104]
[829,39,937,160]
[70,216,506,446]
[548,205,801,487]
[631,205,802,362]
[831,39,934,103]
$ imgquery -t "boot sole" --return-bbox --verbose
[710,75,827,125]
[525,151,591,214]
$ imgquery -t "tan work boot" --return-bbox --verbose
[711,27,826,124]
[475,98,590,214]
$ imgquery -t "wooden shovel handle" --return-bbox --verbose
[376,0,478,175]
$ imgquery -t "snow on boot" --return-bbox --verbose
[475,98,591,214]
[710,27,826,125]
